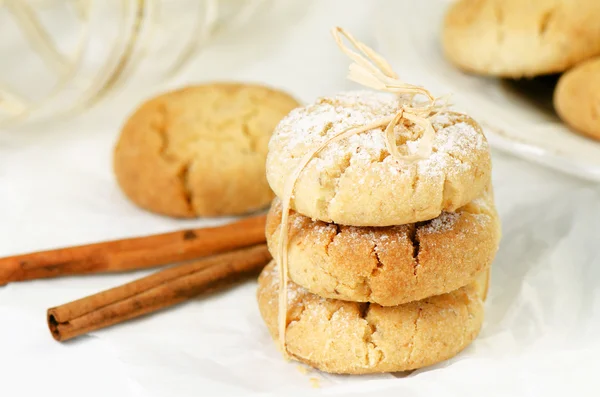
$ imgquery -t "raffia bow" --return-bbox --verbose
[275,27,447,356]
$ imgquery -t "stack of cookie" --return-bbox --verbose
[442,0,600,141]
[257,91,501,374]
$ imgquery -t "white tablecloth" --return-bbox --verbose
[1,1,599,396]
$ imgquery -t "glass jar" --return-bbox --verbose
[0,0,267,126]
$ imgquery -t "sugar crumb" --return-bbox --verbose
[309,377,321,388]
[422,212,460,233]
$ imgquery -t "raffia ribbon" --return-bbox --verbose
[275,27,446,356]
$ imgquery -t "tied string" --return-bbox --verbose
[276,27,446,357]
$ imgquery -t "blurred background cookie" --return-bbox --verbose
[114,83,299,217]
[554,57,600,141]
[442,0,600,77]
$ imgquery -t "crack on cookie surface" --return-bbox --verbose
[239,108,261,154]
[373,149,390,163]
[326,306,344,322]
[325,152,353,217]
[312,257,358,295]
[177,161,194,213]
[153,102,181,164]
[324,223,341,256]
[358,302,370,319]
[407,308,422,365]
[441,174,456,209]
[407,224,421,279]
[360,275,373,300]
[538,7,556,37]
[370,241,384,277]
[358,303,384,367]
[320,121,334,137]
[493,2,505,45]
[411,168,420,195]
[155,103,170,160]
[241,123,256,153]
[444,150,468,167]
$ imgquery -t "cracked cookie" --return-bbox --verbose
[442,0,600,77]
[114,83,300,217]
[257,261,486,374]
[265,186,500,306]
[266,91,491,226]
[554,57,600,141]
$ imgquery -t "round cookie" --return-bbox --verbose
[257,261,486,374]
[442,0,600,78]
[554,57,600,141]
[114,83,300,217]
[266,91,491,226]
[266,186,500,306]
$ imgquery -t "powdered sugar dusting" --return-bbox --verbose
[470,196,492,213]
[421,212,460,233]
[269,90,488,184]
[431,112,451,127]
[272,91,398,174]
[268,262,309,302]
[265,263,359,330]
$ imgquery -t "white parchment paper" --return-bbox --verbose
[1,1,599,396]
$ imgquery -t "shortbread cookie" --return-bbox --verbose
[257,261,486,374]
[266,187,500,306]
[554,57,600,141]
[266,91,491,226]
[114,83,299,217]
[442,0,600,77]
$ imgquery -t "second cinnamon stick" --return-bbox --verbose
[47,244,271,342]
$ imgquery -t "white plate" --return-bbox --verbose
[374,0,600,182]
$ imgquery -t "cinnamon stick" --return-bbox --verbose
[47,244,271,342]
[0,214,266,284]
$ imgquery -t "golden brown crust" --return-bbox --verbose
[114,83,300,217]
[266,187,500,306]
[257,261,485,374]
[442,0,600,77]
[554,57,600,141]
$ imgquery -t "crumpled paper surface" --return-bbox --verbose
[1,1,600,396]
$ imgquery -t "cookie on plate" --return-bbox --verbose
[114,83,300,217]
[266,91,491,226]
[554,57,600,141]
[266,186,500,306]
[442,0,600,77]
[257,261,486,374]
